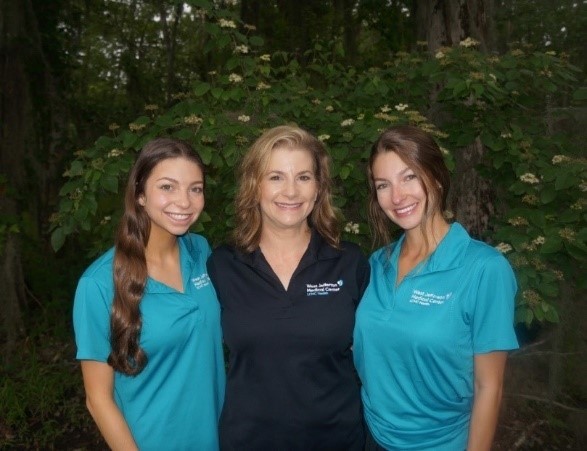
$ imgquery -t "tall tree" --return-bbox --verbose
[413,0,496,237]
[415,0,495,53]
[0,0,42,358]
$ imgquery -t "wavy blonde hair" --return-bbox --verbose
[233,125,340,252]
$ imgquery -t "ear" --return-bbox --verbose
[138,195,146,206]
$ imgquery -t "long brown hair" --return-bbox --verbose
[233,125,340,252]
[367,125,450,248]
[108,138,204,375]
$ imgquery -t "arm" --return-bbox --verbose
[81,360,138,451]
[467,351,508,451]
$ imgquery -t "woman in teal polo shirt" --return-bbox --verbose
[73,138,225,450]
[353,125,518,450]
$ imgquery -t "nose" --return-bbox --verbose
[283,179,297,197]
[176,190,191,208]
[390,185,405,205]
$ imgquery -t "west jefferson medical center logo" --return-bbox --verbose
[306,280,344,296]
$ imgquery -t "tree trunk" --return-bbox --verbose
[0,0,32,359]
[0,0,60,360]
[415,0,495,53]
[415,0,496,237]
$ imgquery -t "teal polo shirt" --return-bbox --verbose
[74,233,225,451]
[353,223,518,450]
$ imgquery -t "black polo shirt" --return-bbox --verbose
[207,230,370,451]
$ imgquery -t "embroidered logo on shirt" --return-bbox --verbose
[191,273,211,289]
[409,289,453,306]
[306,280,344,296]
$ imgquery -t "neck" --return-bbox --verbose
[402,213,450,258]
[259,224,311,253]
[145,230,179,262]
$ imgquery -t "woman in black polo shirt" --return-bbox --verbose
[207,125,370,450]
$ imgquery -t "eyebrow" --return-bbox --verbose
[373,167,412,181]
[156,177,204,184]
[266,169,314,175]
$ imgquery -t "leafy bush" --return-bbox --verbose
[51,2,586,327]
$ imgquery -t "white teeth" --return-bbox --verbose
[168,213,190,220]
[396,204,416,215]
[276,202,301,208]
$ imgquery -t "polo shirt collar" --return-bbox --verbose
[234,228,341,270]
[145,234,200,294]
[376,222,471,273]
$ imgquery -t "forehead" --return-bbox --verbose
[266,146,314,170]
[148,157,203,178]
[372,151,411,176]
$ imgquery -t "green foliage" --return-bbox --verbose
[52,3,585,328]
[0,342,93,449]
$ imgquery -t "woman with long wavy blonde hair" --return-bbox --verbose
[207,125,370,450]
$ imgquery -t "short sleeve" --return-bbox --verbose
[472,255,519,354]
[73,275,113,362]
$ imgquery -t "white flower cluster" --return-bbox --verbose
[237,115,250,123]
[435,51,445,59]
[532,236,546,246]
[495,242,513,254]
[259,54,271,62]
[551,155,570,164]
[184,114,203,125]
[107,148,123,158]
[129,123,145,132]
[340,118,355,127]
[380,105,391,113]
[394,103,408,111]
[256,82,271,90]
[344,222,360,234]
[219,19,236,29]
[234,45,249,54]
[519,173,540,184]
[459,37,480,48]
[325,105,334,112]
[100,216,112,225]
[318,134,330,142]
[229,73,243,83]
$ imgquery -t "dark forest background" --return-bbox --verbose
[1,0,586,448]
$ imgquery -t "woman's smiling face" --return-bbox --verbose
[258,146,318,233]
[371,151,428,232]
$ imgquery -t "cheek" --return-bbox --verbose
[375,190,388,206]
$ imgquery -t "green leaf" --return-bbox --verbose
[101,175,118,193]
[155,115,175,127]
[249,36,264,47]
[540,187,556,204]
[543,303,560,323]
[555,173,576,190]
[193,82,211,97]
[69,161,84,177]
[51,227,66,251]
[572,87,587,101]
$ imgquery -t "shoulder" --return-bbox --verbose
[464,235,510,267]
[339,240,368,259]
[210,243,237,260]
[79,247,115,284]
[182,232,211,253]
